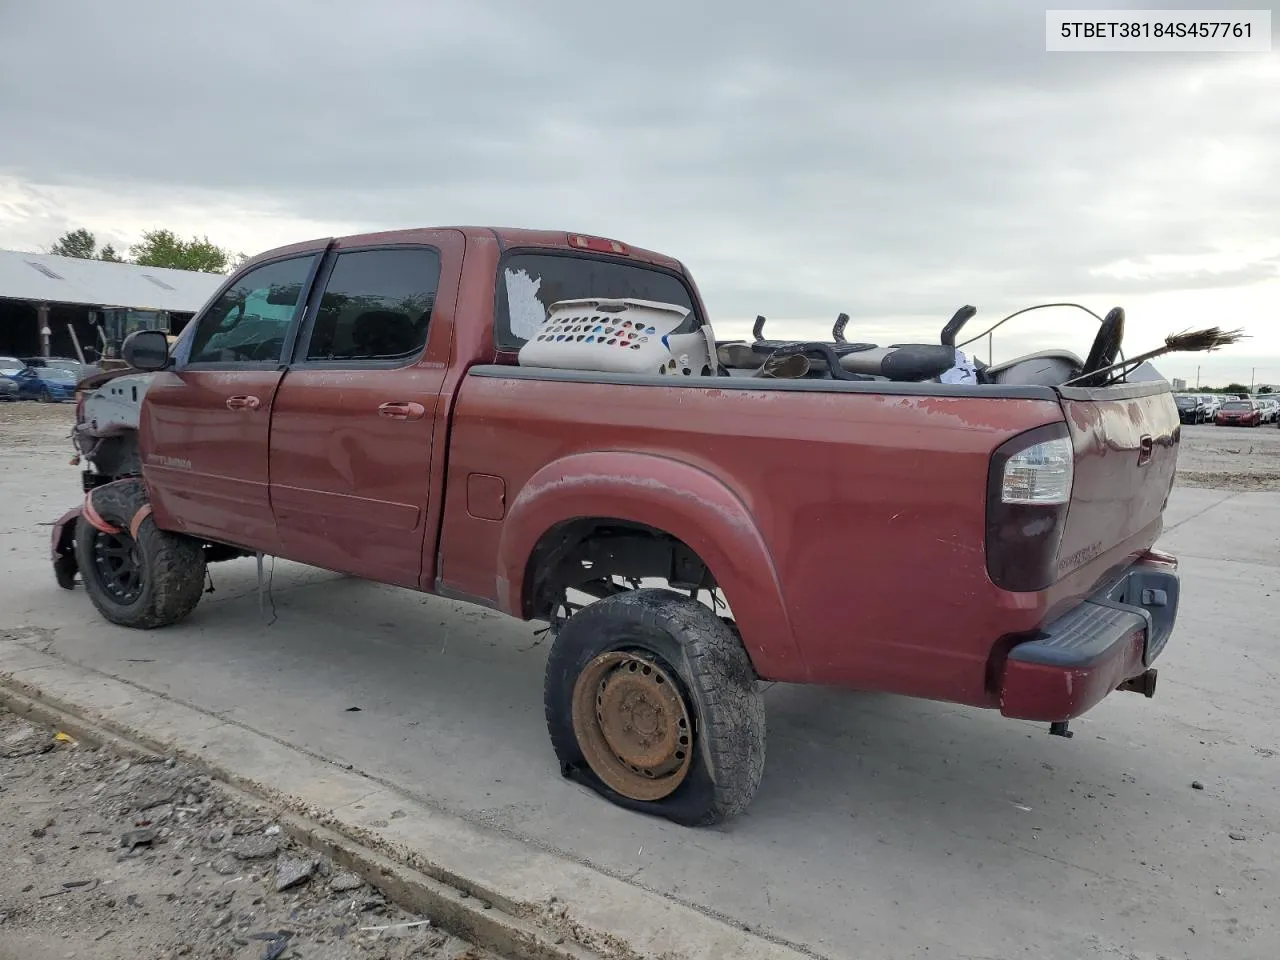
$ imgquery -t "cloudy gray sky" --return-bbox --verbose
[1,0,1277,385]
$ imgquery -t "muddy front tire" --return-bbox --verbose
[543,588,766,826]
[74,479,206,629]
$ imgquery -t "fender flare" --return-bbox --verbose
[83,477,151,537]
[496,450,806,682]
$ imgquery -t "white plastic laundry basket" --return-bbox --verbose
[517,298,713,376]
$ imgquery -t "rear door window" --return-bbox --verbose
[302,247,440,364]
[495,253,700,350]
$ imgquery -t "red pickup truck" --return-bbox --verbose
[53,226,1182,825]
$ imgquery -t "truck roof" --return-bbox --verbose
[243,226,686,273]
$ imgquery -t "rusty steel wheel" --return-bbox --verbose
[545,588,766,824]
[570,650,695,802]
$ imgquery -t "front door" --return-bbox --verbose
[141,251,323,552]
[267,237,460,587]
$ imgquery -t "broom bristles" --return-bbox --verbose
[1163,326,1247,353]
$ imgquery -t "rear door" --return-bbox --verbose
[1052,381,1180,581]
[267,234,462,587]
[141,251,324,551]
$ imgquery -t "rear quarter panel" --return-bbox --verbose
[439,371,1065,704]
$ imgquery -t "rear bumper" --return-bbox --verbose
[999,549,1180,722]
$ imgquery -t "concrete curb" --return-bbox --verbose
[0,633,817,960]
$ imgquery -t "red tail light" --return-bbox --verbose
[986,422,1074,592]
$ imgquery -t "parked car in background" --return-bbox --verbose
[12,363,78,402]
[0,356,23,401]
[22,356,94,380]
[1255,396,1278,423]
[1215,398,1262,427]
[1174,394,1209,424]
[0,376,16,401]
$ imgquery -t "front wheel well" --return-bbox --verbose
[523,518,720,623]
[76,427,142,482]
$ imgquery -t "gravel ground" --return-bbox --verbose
[0,709,497,960]
[0,401,74,448]
[1171,421,1280,491]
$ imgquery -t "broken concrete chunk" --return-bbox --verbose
[230,836,280,860]
[120,827,159,851]
[329,871,364,893]
[133,786,177,811]
[3,721,40,747]
[209,855,238,876]
[274,854,317,892]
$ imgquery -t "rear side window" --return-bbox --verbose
[305,248,440,363]
[188,255,316,364]
[495,253,699,350]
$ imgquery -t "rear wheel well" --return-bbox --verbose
[524,518,724,627]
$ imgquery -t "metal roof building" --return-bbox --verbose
[0,249,225,360]
[0,249,223,312]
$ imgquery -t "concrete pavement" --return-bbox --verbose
[1,438,1277,959]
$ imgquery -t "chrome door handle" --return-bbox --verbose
[378,401,426,421]
[226,395,261,410]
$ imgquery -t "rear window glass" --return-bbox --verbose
[495,253,700,350]
[1220,401,1252,411]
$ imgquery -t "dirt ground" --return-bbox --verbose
[1172,420,1280,491]
[0,709,497,960]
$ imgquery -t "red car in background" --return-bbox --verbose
[1215,398,1262,427]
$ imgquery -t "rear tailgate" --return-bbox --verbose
[1053,380,1180,581]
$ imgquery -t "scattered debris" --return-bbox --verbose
[133,784,178,811]
[1229,831,1247,841]
[1192,780,1205,790]
[231,835,281,860]
[330,870,365,893]
[120,826,158,851]
[274,853,317,892]
[361,918,432,935]
[0,706,501,959]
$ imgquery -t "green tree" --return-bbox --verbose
[49,228,100,259]
[98,243,123,262]
[129,229,235,273]
[1259,385,1273,394]
[1223,383,1250,395]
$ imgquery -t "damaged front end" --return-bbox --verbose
[52,369,156,590]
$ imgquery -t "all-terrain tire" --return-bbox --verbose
[543,588,767,826]
[74,478,206,629]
